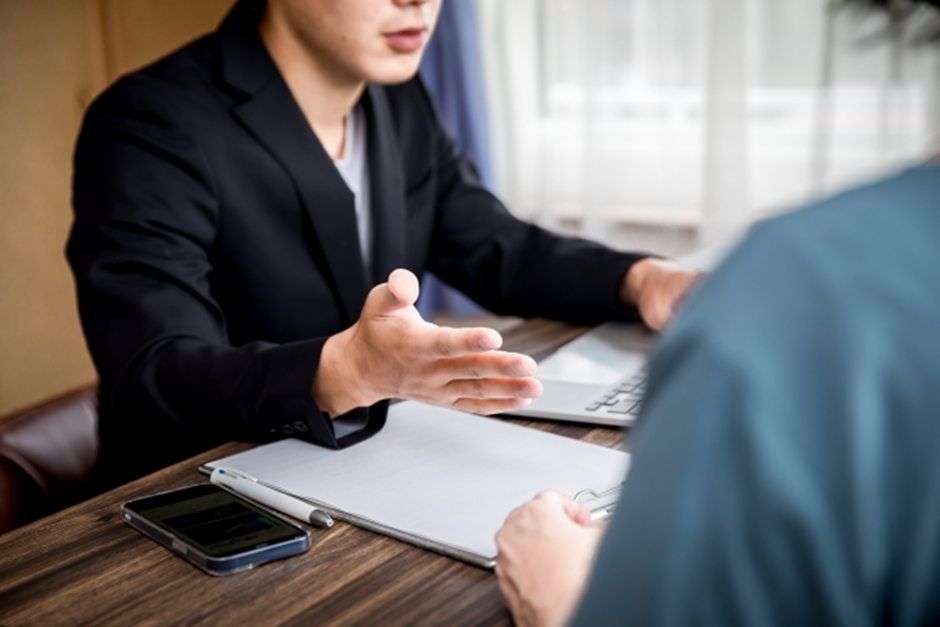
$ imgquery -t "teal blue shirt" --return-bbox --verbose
[571,166,940,626]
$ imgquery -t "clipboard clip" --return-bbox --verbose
[574,484,622,522]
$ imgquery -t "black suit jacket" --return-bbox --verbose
[67,0,644,484]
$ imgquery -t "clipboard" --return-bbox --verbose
[202,401,628,568]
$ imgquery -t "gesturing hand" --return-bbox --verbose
[313,269,543,417]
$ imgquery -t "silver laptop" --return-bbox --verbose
[508,244,731,426]
[508,322,654,427]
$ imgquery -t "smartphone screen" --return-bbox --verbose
[125,484,308,558]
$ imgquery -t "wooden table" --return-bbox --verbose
[0,320,629,627]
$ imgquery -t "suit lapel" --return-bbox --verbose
[364,84,406,288]
[232,89,368,324]
[219,3,368,325]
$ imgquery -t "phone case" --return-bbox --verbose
[121,485,311,576]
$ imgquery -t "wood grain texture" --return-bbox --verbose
[0,319,630,626]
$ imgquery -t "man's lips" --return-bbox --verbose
[384,28,427,53]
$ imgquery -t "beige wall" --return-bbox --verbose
[0,0,234,417]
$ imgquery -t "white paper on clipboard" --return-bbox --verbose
[203,401,629,568]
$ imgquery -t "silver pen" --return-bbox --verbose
[210,467,334,528]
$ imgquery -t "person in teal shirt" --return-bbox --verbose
[495,161,940,624]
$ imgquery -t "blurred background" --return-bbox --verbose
[2,0,939,418]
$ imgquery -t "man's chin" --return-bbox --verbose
[366,58,425,86]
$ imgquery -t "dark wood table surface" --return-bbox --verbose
[0,319,630,627]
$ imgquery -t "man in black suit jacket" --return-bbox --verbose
[68,0,700,484]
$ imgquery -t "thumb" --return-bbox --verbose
[366,268,421,316]
[541,491,594,527]
[563,499,595,527]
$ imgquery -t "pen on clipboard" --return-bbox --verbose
[210,467,334,528]
[590,504,616,522]
[575,485,620,523]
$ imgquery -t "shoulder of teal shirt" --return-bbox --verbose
[569,164,940,627]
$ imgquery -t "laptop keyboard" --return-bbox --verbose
[584,367,648,417]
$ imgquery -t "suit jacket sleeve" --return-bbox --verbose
[67,75,370,470]
[415,82,646,325]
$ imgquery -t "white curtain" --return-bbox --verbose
[476,0,940,251]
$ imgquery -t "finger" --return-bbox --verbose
[362,269,422,319]
[443,376,542,401]
[641,293,672,331]
[451,397,533,415]
[533,490,570,506]
[363,279,417,320]
[561,498,594,526]
[387,268,420,307]
[435,351,537,379]
[420,325,504,357]
[671,271,706,315]
[532,491,592,526]
[644,269,703,330]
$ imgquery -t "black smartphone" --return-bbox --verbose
[121,483,310,576]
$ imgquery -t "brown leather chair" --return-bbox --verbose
[0,385,99,534]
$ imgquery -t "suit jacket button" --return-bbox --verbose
[281,424,294,435]
[293,420,309,433]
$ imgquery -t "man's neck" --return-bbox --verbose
[259,9,365,160]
